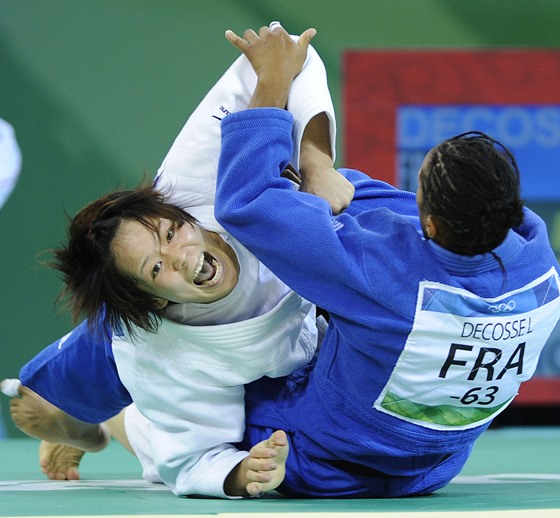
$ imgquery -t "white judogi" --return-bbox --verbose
[111,41,336,497]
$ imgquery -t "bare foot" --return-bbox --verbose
[39,441,85,480]
[10,386,61,439]
[11,386,111,453]
[245,430,289,496]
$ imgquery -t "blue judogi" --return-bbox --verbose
[216,108,560,497]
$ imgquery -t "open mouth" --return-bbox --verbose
[193,252,222,287]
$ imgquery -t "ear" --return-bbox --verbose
[154,298,169,309]
[426,215,438,240]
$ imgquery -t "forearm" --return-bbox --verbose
[299,112,334,178]
[298,112,354,213]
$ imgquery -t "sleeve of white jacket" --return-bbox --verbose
[150,422,249,499]
[118,360,250,498]
[112,326,253,499]
[154,41,335,232]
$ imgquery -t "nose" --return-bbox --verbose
[163,241,187,271]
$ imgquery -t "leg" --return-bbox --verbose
[10,386,110,451]
[105,409,135,455]
[38,408,136,480]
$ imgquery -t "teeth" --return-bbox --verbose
[193,253,205,283]
[193,252,220,286]
[211,261,222,286]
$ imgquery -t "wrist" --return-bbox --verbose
[300,147,334,179]
[248,76,293,109]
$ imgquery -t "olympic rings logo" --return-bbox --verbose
[488,300,516,313]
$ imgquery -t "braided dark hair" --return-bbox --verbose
[50,183,197,336]
[420,131,524,256]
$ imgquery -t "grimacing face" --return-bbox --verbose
[111,217,240,306]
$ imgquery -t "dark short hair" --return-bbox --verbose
[419,131,524,255]
[51,183,197,336]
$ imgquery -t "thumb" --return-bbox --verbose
[298,27,317,48]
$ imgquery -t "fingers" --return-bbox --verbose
[224,27,262,50]
[298,27,317,48]
[225,29,246,50]
[225,24,317,50]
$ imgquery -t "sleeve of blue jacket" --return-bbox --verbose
[19,319,132,423]
[215,108,420,318]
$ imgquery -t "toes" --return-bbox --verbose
[247,456,277,472]
[271,430,288,446]
[66,467,80,480]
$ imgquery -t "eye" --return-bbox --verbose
[152,262,162,280]
[166,225,175,242]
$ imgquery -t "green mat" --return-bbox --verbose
[0,428,559,516]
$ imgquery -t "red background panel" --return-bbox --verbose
[343,50,560,185]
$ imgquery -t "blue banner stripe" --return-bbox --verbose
[422,275,560,317]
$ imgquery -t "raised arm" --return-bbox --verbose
[157,22,350,228]
[225,24,353,213]
[215,27,387,317]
